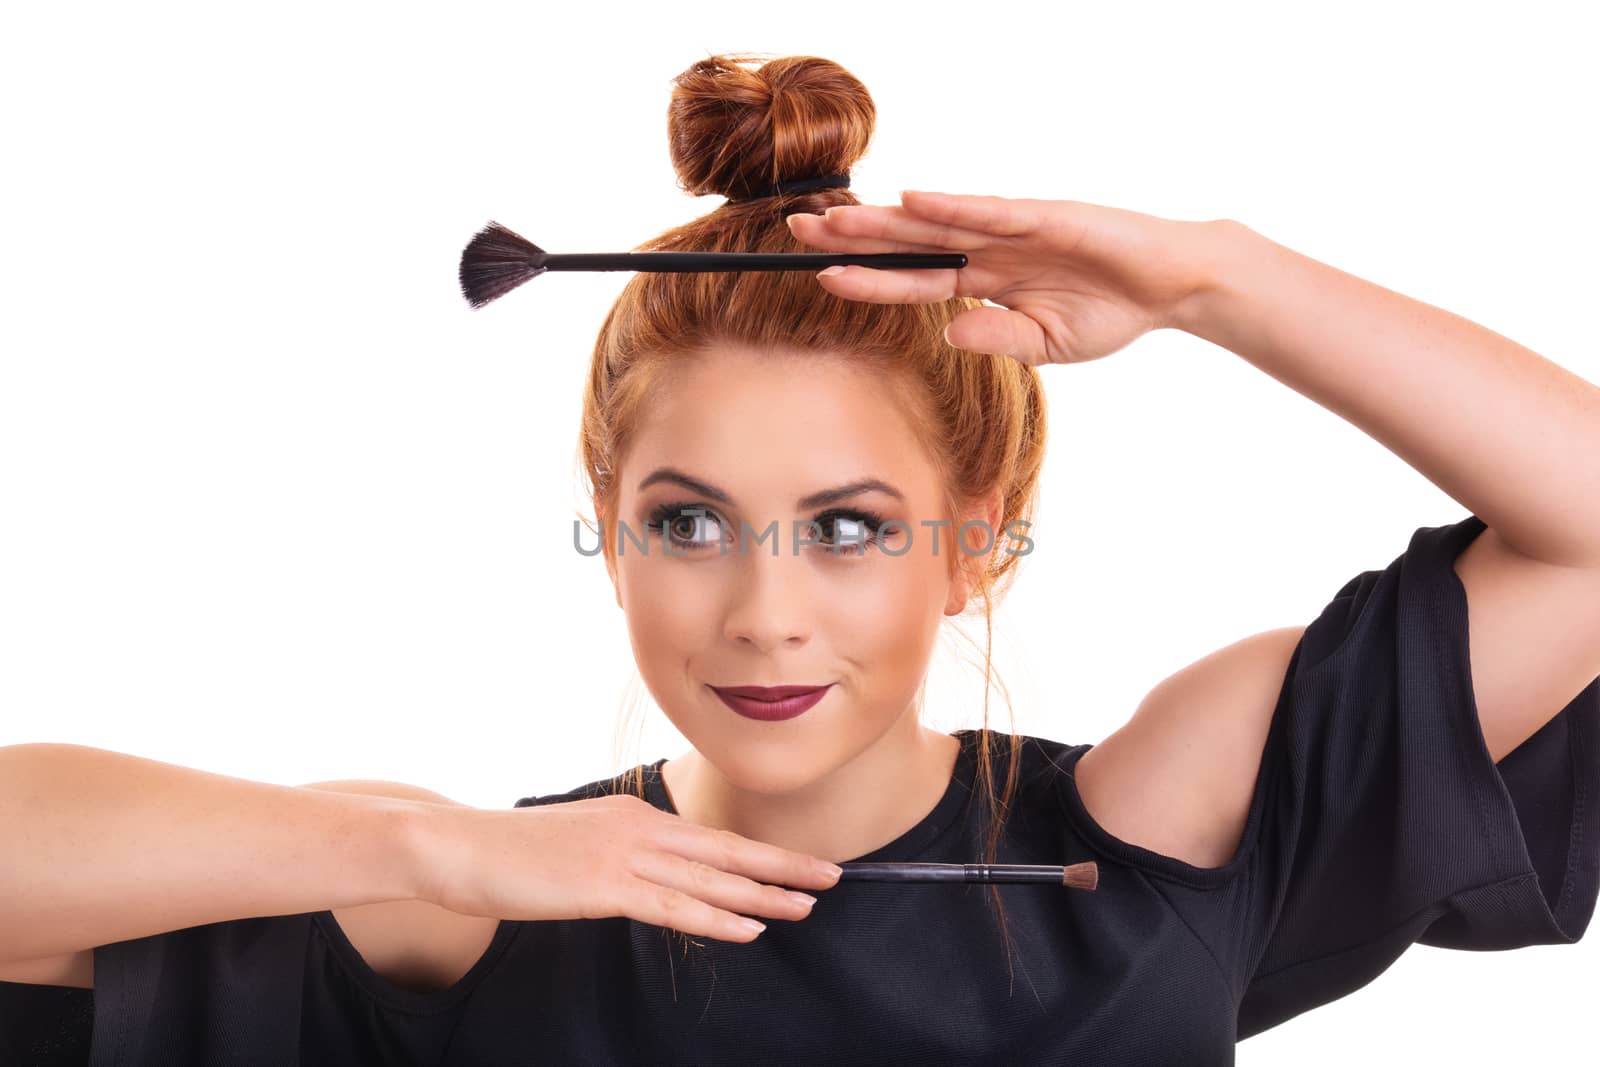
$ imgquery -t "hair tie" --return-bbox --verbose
[733,173,851,202]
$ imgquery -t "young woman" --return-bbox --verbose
[2,53,1596,1066]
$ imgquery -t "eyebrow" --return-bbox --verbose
[636,467,906,510]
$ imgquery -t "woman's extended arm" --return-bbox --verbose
[0,742,840,969]
[0,743,430,963]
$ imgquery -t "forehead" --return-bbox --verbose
[622,343,936,497]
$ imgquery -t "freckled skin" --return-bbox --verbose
[599,343,998,863]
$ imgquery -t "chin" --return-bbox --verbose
[701,735,834,795]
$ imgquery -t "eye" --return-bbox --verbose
[645,502,729,551]
[814,508,888,555]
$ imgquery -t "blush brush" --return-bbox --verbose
[458,220,968,309]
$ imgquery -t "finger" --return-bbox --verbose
[944,305,1051,366]
[631,850,817,923]
[785,208,940,254]
[620,875,772,943]
[786,205,989,254]
[813,264,961,305]
[898,190,1052,239]
[657,821,843,892]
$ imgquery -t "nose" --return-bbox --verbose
[721,544,813,654]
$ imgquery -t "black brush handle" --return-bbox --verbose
[837,863,1064,884]
[541,251,966,272]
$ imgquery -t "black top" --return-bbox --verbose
[4,514,1597,1066]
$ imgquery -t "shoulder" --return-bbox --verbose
[1071,625,1306,870]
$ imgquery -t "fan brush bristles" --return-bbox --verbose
[459,221,546,308]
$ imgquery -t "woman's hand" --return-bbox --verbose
[785,191,1231,367]
[416,793,842,943]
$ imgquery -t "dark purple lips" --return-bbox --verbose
[709,684,833,722]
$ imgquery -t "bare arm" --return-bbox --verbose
[0,743,431,963]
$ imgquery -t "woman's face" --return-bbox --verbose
[604,343,985,796]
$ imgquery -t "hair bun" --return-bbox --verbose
[667,53,875,202]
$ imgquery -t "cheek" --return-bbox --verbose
[617,557,714,667]
[822,551,947,695]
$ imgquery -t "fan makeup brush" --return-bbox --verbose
[458,220,968,309]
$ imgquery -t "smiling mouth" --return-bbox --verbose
[711,684,830,700]
[708,683,833,722]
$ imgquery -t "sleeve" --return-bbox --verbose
[1236,513,1600,1039]
[87,914,313,1066]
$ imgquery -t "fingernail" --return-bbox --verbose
[785,891,817,909]
[738,918,767,936]
[817,861,844,880]
[819,266,846,277]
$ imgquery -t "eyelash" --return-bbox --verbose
[644,501,890,555]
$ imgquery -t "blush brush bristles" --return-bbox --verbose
[457,219,968,309]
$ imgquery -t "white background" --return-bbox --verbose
[2,1,1595,1061]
